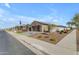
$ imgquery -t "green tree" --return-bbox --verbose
[67,21,75,27]
[67,13,79,29]
[72,14,79,28]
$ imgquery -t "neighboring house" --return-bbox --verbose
[50,25,69,32]
[12,25,28,32]
[71,25,77,29]
[28,21,50,32]
[21,24,30,31]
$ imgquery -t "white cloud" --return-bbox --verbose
[5,3,11,8]
[16,15,37,24]
[52,19,58,22]
[0,7,68,29]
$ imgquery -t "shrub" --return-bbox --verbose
[50,38,57,42]
[50,38,57,44]
[37,35,42,38]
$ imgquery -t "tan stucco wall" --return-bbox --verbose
[41,25,49,32]
[50,27,65,32]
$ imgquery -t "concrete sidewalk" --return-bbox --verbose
[7,30,77,55]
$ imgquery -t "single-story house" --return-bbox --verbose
[28,21,50,32]
[21,24,30,31]
[12,24,29,32]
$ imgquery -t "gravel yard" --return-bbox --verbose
[30,30,72,44]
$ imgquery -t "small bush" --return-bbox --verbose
[50,38,57,44]
[50,39,54,41]
[37,35,42,38]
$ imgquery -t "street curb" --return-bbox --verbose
[6,31,49,55]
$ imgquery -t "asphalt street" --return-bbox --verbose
[0,30,36,55]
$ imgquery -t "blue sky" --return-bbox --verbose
[0,3,79,29]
